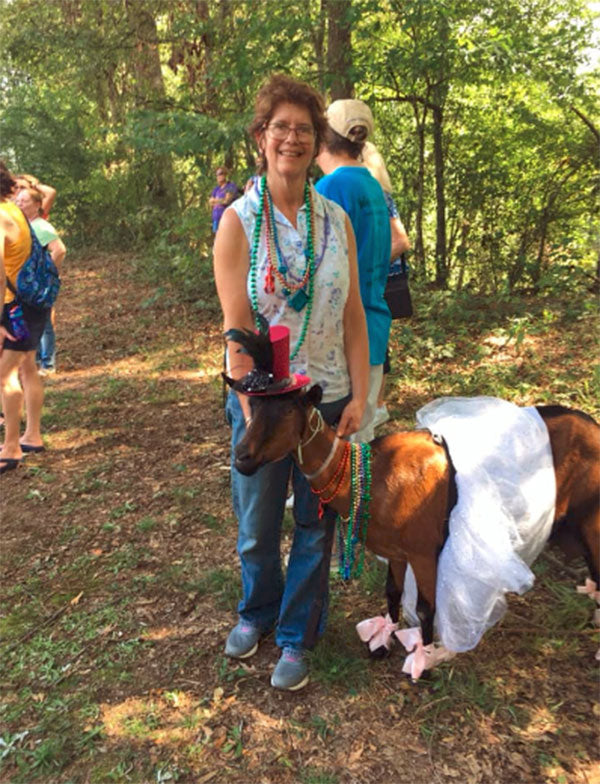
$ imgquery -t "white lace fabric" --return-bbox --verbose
[402,396,556,652]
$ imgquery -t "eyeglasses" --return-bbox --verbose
[266,121,315,142]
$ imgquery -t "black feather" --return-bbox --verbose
[224,325,273,372]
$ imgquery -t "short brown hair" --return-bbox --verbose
[0,160,17,198]
[322,125,366,160]
[249,74,327,172]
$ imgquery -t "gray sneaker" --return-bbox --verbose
[225,620,261,659]
[270,647,309,691]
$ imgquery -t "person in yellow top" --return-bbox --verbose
[0,161,49,475]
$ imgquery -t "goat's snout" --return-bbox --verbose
[234,440,261,476]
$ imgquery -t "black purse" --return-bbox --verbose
[384,254,413,320]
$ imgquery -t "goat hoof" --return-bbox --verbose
[368,644,390,660]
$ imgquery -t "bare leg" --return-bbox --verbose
[0,349,26,460]
[19,350,44,447]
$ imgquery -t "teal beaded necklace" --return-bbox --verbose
[249,175,316,361]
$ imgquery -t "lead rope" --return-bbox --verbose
[304,436,341,481]
[296,407,324,465]
[297,407,344,481]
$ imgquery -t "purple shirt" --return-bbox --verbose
[211,181,238,227]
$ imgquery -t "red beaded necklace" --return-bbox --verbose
[262,183,314,295]
[311,440,351,519]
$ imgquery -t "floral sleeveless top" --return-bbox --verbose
[229,180,351,403]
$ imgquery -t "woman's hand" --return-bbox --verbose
[336,397,365,438]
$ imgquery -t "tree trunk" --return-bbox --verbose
[411,101,426,276]
[508,228,532,291]
[197,0,220,116]
[325,0,354,99]
[311,0,327,93]
[432,102,448,288]
[125,1,178,211]
[455,220,471,291]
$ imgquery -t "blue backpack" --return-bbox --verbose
[7,215,61,310]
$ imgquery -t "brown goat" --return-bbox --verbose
[231,384,600,658]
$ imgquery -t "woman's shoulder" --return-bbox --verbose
[32,216,56,232]
[229,181,259,218]
[0,200,29,231]
[0,200,21,220]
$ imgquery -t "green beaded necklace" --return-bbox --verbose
[338,442,372,580]
[249,175,316,361]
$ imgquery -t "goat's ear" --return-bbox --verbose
[221,372,236,388]
[303,384,323,407]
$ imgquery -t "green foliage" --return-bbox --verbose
[0,0,597,293]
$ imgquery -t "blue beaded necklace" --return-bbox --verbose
[249,175,315,361]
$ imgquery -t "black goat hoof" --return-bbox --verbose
[368,644,390,660]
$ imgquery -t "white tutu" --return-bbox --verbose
[401,396,556,652]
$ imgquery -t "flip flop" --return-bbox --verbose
[20,444,45,453]
[0,458,21,475]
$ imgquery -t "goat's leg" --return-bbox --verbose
[386,559,408,623]
[579,506,600,586]
[367,559,407,660]
[409,553,438,646]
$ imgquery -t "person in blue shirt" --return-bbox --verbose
[361,142,411,428]
[315,100,391,443]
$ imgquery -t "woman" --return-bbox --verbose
[14,173,56,219]
[15,186,66,373]
[0,161,48,473]
[213,74,369,691]
[315,100,392,443]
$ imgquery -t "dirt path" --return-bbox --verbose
[0,253,598,784]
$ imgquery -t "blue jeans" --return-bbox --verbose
[36,310,56,369]
[226,391,349,651]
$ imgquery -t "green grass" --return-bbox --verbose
[300,769,340,784]
[195,568,240,610]
[358,552,388,596]
[136,515,158,532]
[311,612,371,691]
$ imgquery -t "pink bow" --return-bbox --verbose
[395,627,456,680]
[395,626,427,680]
[576,579,600,603]
[356,614,399,652]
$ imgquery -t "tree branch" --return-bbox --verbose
[570,105,600,143]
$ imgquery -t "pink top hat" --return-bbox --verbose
[245,325,311,396]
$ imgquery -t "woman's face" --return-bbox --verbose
[257,102,316,180]
[15,189,39,220]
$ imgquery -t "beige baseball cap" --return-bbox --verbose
[326,99,374,141]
